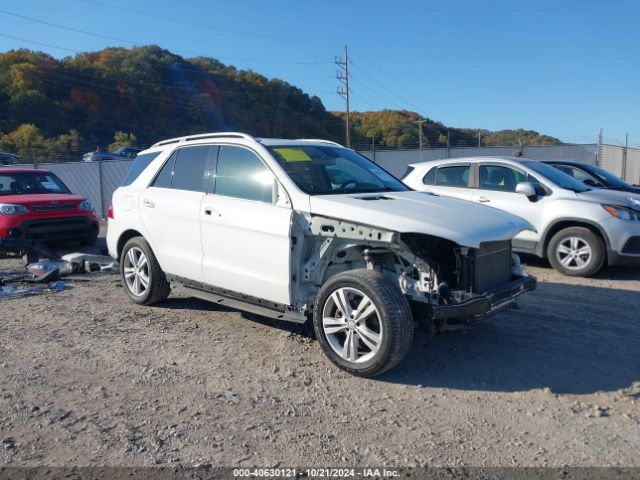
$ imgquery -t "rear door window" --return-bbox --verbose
[434,165,470,187]
[171,146,214,193]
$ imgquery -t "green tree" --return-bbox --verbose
[109,131,137,150]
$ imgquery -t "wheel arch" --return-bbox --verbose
[116,229,145,261]
[539,219,610,259]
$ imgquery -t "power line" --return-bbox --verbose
[76,0,339,48]
[0,9,134,44]
[0,33,78,53]
[0,10,334,67]
[354,56,450,121]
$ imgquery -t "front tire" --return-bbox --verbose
[120,237,170,305]
[547,227,605,277]
[313,269,414,377]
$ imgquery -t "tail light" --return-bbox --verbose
[107,203,114,219]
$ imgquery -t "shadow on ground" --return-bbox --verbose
[155,278,640,395]
[521,253,640,281]
[380,280,640,394]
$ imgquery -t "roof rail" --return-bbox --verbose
[296,139,344,147]
[151,132,256,148]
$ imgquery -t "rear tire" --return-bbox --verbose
[313,269,414,377]
[547,227,605,277]
[120,237,170,305]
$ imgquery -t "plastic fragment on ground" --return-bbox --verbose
[27,260,74,276]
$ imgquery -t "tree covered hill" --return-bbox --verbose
[344,110,561,149]
[0,45,559,161]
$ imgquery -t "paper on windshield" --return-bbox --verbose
[274,148,312,162]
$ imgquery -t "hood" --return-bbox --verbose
[577,189,640,209]
[309,190,534,248]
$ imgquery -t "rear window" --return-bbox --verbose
[0,172,70,195]
[121,151,161,186]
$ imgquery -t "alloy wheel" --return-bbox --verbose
[123,247,150,296]
[321,287,383,364]
[556,236,592,270]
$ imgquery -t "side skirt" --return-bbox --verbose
[168,274,307,324]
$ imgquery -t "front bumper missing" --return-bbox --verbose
[430,275,537,324]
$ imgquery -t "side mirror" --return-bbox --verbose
[515,181,537,198]
[583,179,599,187]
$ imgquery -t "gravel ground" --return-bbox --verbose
[1,237,639,468]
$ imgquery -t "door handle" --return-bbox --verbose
[478,197,491,203]
[143,199,155,208]
[204,207,220,217]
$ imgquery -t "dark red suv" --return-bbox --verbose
[0,168,99,246]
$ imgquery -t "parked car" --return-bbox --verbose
[107,133,536,377]
[403,157,640,277]
[0,152,20,166]
[0,168,99,246]
[544,160,640,194]
[83,147,144,162]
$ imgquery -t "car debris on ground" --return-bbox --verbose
[0,249,116,300]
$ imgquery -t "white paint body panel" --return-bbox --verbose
[139,187,205,281]
[309,191,532,248]
[200,194,292,304]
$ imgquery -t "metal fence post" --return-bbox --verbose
[372,136,376,164]
[98,159,106,219]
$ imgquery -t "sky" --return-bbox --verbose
[0,0,638,145]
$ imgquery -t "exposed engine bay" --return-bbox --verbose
[292,214,536,328]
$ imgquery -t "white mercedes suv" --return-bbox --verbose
[107,133,536,377]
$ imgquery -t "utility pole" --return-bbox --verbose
[622,132,628,181]
[596,128,603,166]
[477,129,481,147]
[446,129,450,159]
[414,119,425,150]
[335,45,351,147]
[414,119,425,161]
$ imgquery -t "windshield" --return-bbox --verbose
[585,164,631,188]
[267,145,409,195]
[522,161,591,192]
[0,172,71,196]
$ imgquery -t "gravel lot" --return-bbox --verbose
[1,236,639,468]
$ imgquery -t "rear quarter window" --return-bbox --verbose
[422,167,437,185]
[121,151,161,186]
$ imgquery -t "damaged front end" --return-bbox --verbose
[397,233,536,332]
[294,214,536,331]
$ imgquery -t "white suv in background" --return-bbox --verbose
[403,157,640,277]
[107,134,536,377]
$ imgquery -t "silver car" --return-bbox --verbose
[403,156,640,277]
